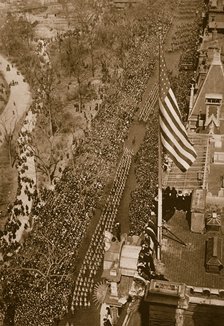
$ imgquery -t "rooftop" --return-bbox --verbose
[162,211,224,289]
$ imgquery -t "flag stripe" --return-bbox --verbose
[147,220,157,234]
[159,108,196,170]
[161,133,191,171]
[159,51,197,172]
[160,100,197,159]
[165,92,187,134]
[160,117,196,164]
[168,88,182,120]
[160,103,196,159]
[160,122,194,168]
[165,92,191,142]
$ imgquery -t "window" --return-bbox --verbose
[206,98,222,104]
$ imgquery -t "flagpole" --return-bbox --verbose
[157,26,163,261]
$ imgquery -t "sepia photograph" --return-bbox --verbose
[0,0,223,325]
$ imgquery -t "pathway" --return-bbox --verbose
[0,55,36,245]
[7,40,51,242]
[0,40,53,245]
[0,55,31,142]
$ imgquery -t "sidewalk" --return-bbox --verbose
[0,54,35,244]
[0,55,32,143]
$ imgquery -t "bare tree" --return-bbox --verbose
[29,125,65,186]
[1,231,73,292]
[0,227,75,325]
[0,110,18,167]
[33,66,56,137]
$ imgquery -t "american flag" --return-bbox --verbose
[159,53,197,172]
